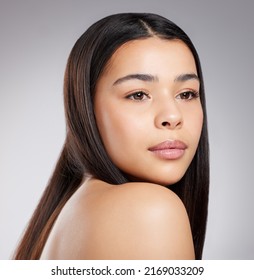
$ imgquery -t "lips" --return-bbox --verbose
[148,140,187,160]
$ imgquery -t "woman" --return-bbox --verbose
[14,13,209,260]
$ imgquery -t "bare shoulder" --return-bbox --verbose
[100,182,195,259]
[109,181,186,211]
[106,181,190,229]
[41,180,194,260]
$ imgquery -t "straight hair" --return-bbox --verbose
[14,13,209,260]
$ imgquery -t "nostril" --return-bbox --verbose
[162,121,169,127]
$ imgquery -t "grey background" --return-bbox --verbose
[1,0,253,259]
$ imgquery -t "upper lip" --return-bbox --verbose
[148,140,187,151]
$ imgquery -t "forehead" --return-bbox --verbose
[103,37,197,78]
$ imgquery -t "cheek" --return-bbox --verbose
[95,96,150,144]
[95,106,118,146]
[95,103,136,152]
[187,107,203,144]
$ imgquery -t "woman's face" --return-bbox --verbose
[94,37,203,186]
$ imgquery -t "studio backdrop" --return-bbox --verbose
[1,0,254,259]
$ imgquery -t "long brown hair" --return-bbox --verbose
[14,13,209,260]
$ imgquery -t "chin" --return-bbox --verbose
[147,169,187,186]
[151,177,183,187]
[126,173,184,187]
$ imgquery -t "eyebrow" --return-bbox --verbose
[112,72,199,86]
[174,73,200,83]
[113,74,158,86]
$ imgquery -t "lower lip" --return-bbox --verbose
[149,148,185,160]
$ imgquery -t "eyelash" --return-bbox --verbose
[126,90,200,101]
[126,91,150,101]
[176,90,200,100]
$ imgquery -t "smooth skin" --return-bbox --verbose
[40,179,194,259]
[40,37,203,259]
[95,38,203,186]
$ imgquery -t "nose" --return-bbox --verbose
[154,100,183,130]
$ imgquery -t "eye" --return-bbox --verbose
[126,91,150,101]
[177,90,200,100]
